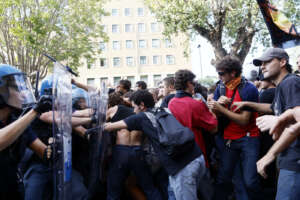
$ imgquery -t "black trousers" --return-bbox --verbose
[107,145,162,200]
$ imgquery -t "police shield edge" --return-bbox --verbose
[52,62,72,200]
[87,84,108,197]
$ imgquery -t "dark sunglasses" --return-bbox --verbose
[8,84,19,91]
[218,71,226,76]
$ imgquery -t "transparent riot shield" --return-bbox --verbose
[87,84,108,197]
[52,62,72,200]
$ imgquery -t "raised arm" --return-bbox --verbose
[0,110,38,151]
[104,120,128,132]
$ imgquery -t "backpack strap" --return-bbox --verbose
[237,77,247,101]
[144,111,158,128]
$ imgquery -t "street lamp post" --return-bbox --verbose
[197,44,203,80]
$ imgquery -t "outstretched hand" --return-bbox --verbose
[256,115,279,133]
[256,153,275,179]
[231,101,246,112]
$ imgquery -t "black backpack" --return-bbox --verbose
[145,107,195,159]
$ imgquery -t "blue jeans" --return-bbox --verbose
[107,145,162,200]
[215,134,249,200]
[276,169,300,200]
[214,136,262,200]
[23,163,88,200]
[169,155,214,200]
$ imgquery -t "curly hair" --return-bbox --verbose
[136,81,147,90]
[119,79,131,91]
[215,55,242,77]
[174,69,196,90]
[108,92,124,108]
[129,90,155,108]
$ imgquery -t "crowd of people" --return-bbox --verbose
[0,47,300,200]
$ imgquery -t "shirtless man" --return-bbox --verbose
[106,92,162,200]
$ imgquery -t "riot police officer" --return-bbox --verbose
[0,64,52,199]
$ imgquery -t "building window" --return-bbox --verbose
[140,56,147,65]
[167,74,175,77]
[100,77,108,87]
[165,39,173,48]
[112,24,119,33]
[138,23,145,32]
[153,75,161,87]
[137,8,144,16]
[127,76,135,86]
[111,9,119,16]
[125,24,133,32]
[100,58,107,67]
[126,40,134,49]
[124,8,131,16]
[99,42,106,51]
[113,57,121,67]
[166,55,175,65]
[138,40,146,48]
[113,77,121,86]
[152,39,160,48]
[140,75,148,84]
[112,41,120,50]
[153,55,161,65]
[126,57,134,66]
[87,78,95,86]
[151,23,159,32]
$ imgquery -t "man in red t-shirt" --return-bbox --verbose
[168,70,218,165]
[168,69,217,200]
[208,56,262,200]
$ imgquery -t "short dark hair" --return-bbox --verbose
[174,69,196,90]
[108,92,123,108]
[208,83,217,95]
[136,81,147,90]
[216,55,242,77]
[119,79,131,91]
[123,90,133,98]
[129,90,155,108]
[194,82,208,100]
[163,77,175,87]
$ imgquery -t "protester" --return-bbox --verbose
[208,55,262,200]
[106,91,162,200]
[104,90,213,200]
[293,54,300,75]
[160,77,176,108]
[135,81,147,90]
[233,47,300,200]
[168,69,217,199]
[116,80,131,95]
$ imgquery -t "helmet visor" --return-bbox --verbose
[2,73,36,109]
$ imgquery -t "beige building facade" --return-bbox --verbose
[77,0,191,88]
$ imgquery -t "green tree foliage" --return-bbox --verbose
[145,0,299,65]
[0,0,108,81]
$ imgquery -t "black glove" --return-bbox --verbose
[42,138,56,164]
[84,127,99,140]
[91,113,98,124]
[33,95,52,114]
